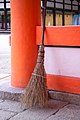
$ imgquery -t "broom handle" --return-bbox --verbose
[42,0,47,45]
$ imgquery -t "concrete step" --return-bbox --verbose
[0,76,80,105]
[49,90,80,106]
[0,76,24,101]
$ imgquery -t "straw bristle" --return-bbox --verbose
[21,45,48,107]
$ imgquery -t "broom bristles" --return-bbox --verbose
[21,45,48,107]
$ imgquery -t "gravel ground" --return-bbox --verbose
[0,53,11,74]
[0,34,11,74]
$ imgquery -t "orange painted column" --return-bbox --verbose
[11,0,41,88]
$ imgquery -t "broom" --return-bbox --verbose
[21,0,48,107]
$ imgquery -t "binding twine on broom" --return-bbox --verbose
[21,0,48,107]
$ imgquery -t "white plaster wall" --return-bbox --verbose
[45,47,80,78]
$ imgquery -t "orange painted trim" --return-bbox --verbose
[47,74,80,94]
[36,26,80,46]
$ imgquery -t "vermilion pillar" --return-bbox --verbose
[11,0,41,88]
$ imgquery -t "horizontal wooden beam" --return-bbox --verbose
[36,26,80,46]
[47,74,80,94]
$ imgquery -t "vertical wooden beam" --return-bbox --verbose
[4,0,7,30]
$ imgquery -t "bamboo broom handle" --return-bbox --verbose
[42,0,47,45]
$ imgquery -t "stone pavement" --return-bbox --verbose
[0,99,80,120]
[0,76,80,120]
